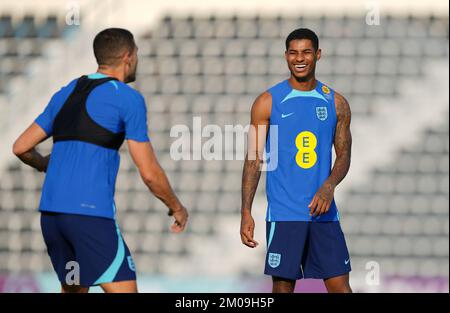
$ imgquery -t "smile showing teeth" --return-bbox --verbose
[294,64,307,70]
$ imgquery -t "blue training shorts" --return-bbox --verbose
[264,221,351,280]
[40,212,136,287]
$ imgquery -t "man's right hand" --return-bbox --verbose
[240,210,259,248]
[168,205,188,233]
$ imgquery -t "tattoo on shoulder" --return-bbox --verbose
[335,93,351,123]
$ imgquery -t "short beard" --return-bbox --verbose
[292,67,315,83]
[291,62,316,83]
[293,74,310,83]
[125,72,136,83]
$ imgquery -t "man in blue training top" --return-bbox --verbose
[240,28,352,293]
[13,28,188,293]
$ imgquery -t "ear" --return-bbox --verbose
[121,50,131,65]
[316,48,322,61]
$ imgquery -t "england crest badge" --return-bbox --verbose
[316,106,328,121]
[268,253,281,268]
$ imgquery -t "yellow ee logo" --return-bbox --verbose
[322,85,330,94]
[295,131,317,169]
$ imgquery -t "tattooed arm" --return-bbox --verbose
[309,92,352,216]
[13,123,50,172]
[240,92,272,248]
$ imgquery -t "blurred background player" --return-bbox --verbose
[241,28,352,293]
[12,28,188,293]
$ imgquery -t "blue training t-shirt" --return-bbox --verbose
[35,73,149,219]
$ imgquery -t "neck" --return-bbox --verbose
[97,66,125,82]
[288,75,317,91]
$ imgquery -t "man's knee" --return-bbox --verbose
[100,280,138,293]
[324,275,352,293]
[272,276,296,293]
[327,284,352,293]
[61,284,89,293]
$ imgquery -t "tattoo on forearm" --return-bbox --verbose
[328,95,352,188]
[241,156,262,213]
[317,183,334,201]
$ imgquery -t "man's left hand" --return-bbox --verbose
[308,181,335,217]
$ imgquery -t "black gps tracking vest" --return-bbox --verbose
[52,75,125,150]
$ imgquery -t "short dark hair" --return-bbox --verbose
[93,28,135,66]
[285,28,319,51]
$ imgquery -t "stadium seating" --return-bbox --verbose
[0,15,448,282]
[0,14,68,95]
[341,117,449,277]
